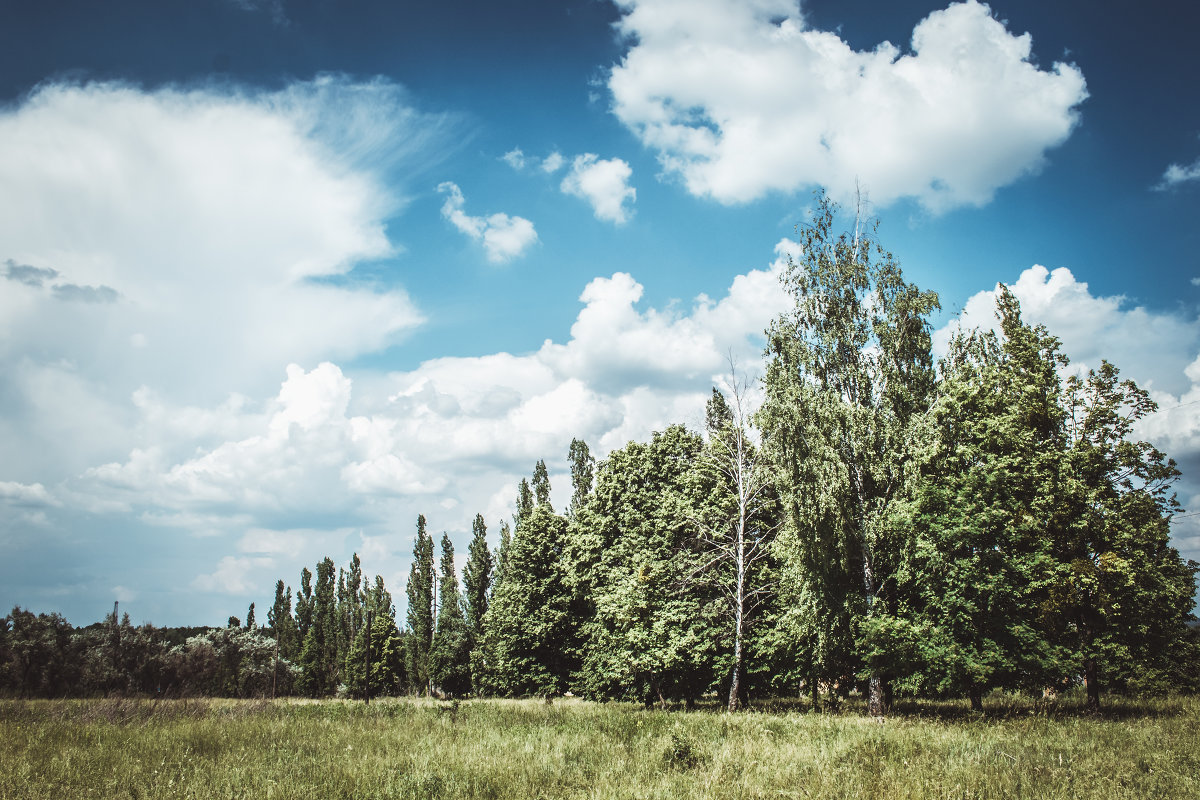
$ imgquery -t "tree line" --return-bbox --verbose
[3,193,1197,711]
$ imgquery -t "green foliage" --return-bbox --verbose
[574,426,720,706]
[477,504,575,697]
[462,513,493,638]
[405,515,435,695]
[297,557,337,697]
[760,190,939,711]
[568,437,595,514]
[430,534,472,696]
[533,459,552,510]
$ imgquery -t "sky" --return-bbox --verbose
[2,0,1199,627]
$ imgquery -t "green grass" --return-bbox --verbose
[1,695,1197,799]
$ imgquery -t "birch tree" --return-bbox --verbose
[693,370,779,711]
[760,190,938,715]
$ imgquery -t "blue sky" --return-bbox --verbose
[2,0,1199,626]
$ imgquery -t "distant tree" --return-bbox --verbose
[3,608,82,697]
[405,515,435,694]
[267,580,298,661]
[568,439,595,515]
[533,459,552,510]
[463,514,493,637]
[297,557,337,696]
[430,533,472,696]
[227,616,240,629]
[244,603,256,631]
[495,519,513,587]
[295,567,314,644]
[515,479,534,531]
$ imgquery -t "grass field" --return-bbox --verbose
[1,694,1197,799]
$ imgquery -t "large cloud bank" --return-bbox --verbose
[608,0,1088,210]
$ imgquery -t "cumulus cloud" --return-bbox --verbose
[69,248,792,554]
[438,181,539,263]
[0,480,60,507]
[0,77,448,485]
[541,152,566,173]
[608,0,1087,210]
[560,154,637,224]
[501,148,527,170]
[934,265,1199,396]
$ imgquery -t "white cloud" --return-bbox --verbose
[193,555,276,595]
[542,152,566,173]
[501,148,527,170]
[560,154,637,224]
[437,181,539,263]
[934,265,1199,396]
[0,480,60,507]
[68,248,792,560]
[1155,157,1200,191]
[0,77,445,485]
[608,0,1087,210]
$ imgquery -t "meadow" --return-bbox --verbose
[1,695,1197,799]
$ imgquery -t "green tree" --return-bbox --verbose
[463,514,493,638]
[1052,360,1199,707]
[515,479,534,530]
[244,602,256,631]
[431,533,472,696]
[297,557,337,696]
[477,499,575,696]
[568,438,595,515]
[405,515,435,694]
[268,579,299,661]
[760,191,939,715]
[295,567,314,644]
[575,426,719,707]
[879,308,1066,709]
[533,460,552,510]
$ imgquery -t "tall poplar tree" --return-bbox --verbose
[478,466,575,696]
[568,438,595,515]
[462,514,493,637]
[298,557,337,696]
[405,515,435,694]
[532,460,552,510]
[431,533,472,695]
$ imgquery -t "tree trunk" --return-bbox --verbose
[867,674,885,717]
[969,689,983,712]
[728,556,745,712]
[1084,657,1100,712]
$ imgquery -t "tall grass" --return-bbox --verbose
[1,694,1196,799]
